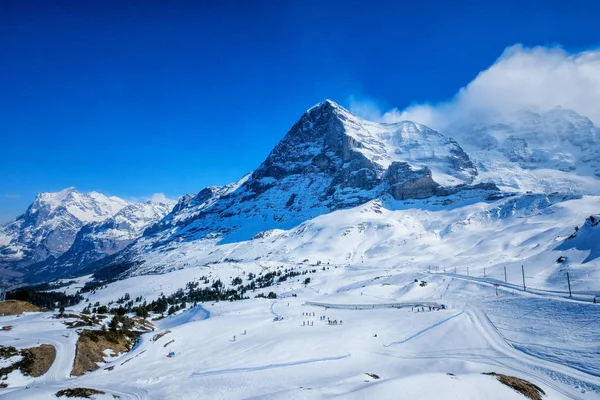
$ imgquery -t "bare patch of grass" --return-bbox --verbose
[483,372,545,400]
[56,387,105,398]
[20,344,56,377]
[71,330,139,376]
[1,325,12,331]
[0,344,56,384]
[365,373,380,379]
[0,300,40,316]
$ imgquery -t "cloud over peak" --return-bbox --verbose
[351,44,600,131]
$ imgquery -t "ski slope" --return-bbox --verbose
[1,263,599,399]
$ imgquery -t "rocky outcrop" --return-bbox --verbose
[385,163,441,200]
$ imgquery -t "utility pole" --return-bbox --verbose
[484,268,486,278]
[467,267,469,276]
[521,265,526,291]
[567,272,572,298]
[504,266,507,283]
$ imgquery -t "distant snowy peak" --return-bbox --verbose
[98,201,175,238]
[28,187,129,226]
[0,188,131,266]
[26,199,174,282]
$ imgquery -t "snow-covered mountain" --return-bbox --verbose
[90,100,494,278]
[0,188,174,283]
[25,200,174,282]
[0,188,130,266]
[163,100,479,238]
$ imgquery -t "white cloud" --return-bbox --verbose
[128,193,177,205]
[348,95,385,122]
[353,45,600,131]
[148,193,176,205]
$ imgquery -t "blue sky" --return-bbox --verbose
[1,0,600,222]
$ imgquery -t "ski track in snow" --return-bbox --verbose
[466,306,600,399]
[270,301,280,319]
[383,311,464,347]
[190,354,352,378]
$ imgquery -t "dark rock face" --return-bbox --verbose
[385,163,441,200]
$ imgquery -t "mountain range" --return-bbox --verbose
[2,100,599,284]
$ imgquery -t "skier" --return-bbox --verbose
[340,320,342,325]
[303,321,305,326]
[244,330,247,335]
[233,335,236,341]
[594,296,597,304]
